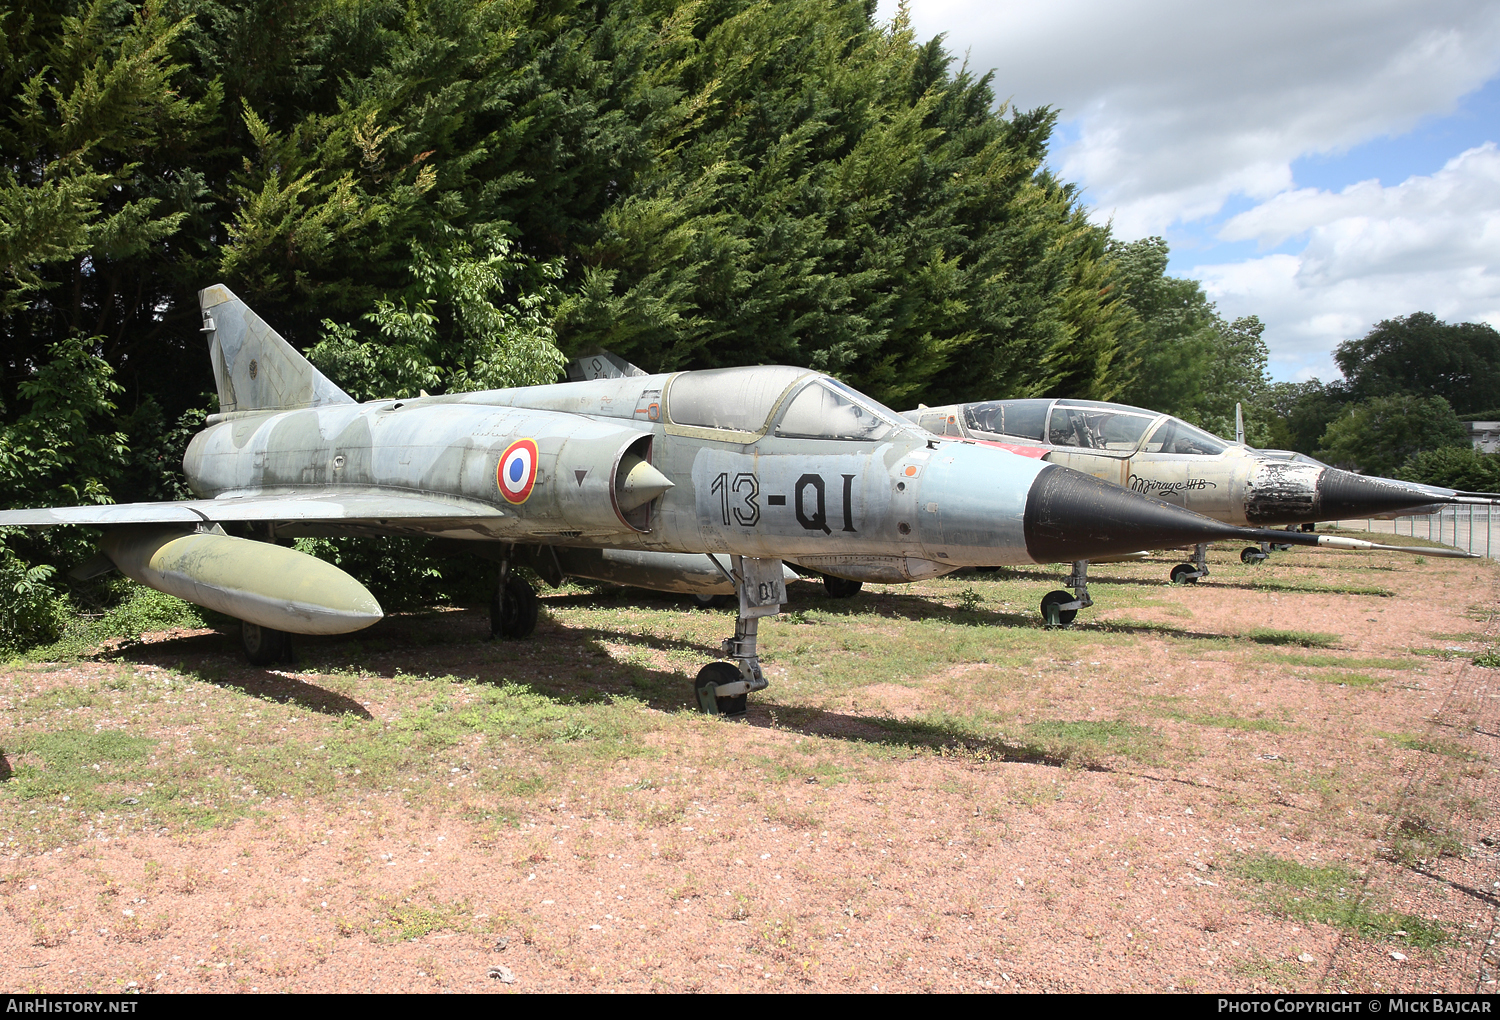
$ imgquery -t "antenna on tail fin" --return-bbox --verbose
[1235,402,1245,445]
[199,284,354,413]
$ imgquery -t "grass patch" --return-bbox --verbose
[1178,713,1288,733]
[1253,652,1414,670]
[1246,579,1396,598]
[1472,650,1500,669]
[1244,628,1340,648]
[1378,732,1479,761]
[5,729,157,806]
[1312,672,1384,689]
[1023,719,1159,764]
[1233,853,1448,947]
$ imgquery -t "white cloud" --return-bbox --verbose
[1195,145,1500,379]
[879,0,1500,235]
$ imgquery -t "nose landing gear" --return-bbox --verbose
[1041,559,1094,628]
[1170,543,1212,584]
[694,555,784,717]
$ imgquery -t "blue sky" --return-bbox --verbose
[876,0,1500,382]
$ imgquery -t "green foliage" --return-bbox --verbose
[0,546,71,653]
[1397,445,1500,492]
[293,536,493,612]
[308,234,566,400]
[1108,237,1269,439]
[1319,394,1468,476]
[1335,312,1500,415]
[1250,380,1345,455]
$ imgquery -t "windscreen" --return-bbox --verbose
[963,400,1050,441]
[777,380,900,441]
[666,366,813,433]
[1141,418,1230,456]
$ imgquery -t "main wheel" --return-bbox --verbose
[1040,589,1077,628]
[491,577,539,638]
[694,661,747,717]
[822,574,863,598]
[1241,547,1266,565]
[1169,563,1198,585]
[691,593,735,609]
[241,621,292,665]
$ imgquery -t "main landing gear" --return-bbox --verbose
[821,574,863,598]
[1241,543,1270,565]
[490,547,539,639]
[1041,559,1093,628]
[242,621,294,665]
[1170,543,1211,585]
[693,555,785,717]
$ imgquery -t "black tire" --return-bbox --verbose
[1169,563,1198,585]
[1040,589,1077,628]
[491,577,539,639]
[242,621,292,665]
[694,661,746,717]
[691,593,736,609]
[1241,547,1266,565]
[821,574,863,598]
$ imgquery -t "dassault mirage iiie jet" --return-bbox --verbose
[0,286,1392,714]
[903,397,1479,623]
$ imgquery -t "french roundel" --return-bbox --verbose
[497,439,538,504]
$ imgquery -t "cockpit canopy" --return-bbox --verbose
[666,366,908,442]
[952,398,1231,457]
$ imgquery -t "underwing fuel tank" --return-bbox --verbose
[100,527,382,635]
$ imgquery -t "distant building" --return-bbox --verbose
[1464,421,1500,454]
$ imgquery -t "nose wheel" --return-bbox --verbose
[693,555,784,717]
[1170,543,1212,584]
[1040,559,1092,628]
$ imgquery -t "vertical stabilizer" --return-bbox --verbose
[199,284,354,413]
[1235,402,1245,445]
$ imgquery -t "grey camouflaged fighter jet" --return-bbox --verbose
[904,397,1479,623]
[0,286,1381,715]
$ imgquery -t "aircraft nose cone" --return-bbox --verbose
[1022,464,1244,563]
[1315,468,1440,520]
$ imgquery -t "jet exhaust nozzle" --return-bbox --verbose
[100,526,383,635]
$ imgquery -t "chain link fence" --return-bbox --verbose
[1331,505,1499,558]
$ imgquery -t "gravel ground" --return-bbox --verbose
[2,538,1497,993]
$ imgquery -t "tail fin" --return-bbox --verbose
[199,283,354,413]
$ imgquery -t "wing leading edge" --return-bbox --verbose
[0,491,507,528]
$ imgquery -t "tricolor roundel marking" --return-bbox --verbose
[497,439,539,504]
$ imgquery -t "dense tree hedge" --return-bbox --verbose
[0,0,1276,643]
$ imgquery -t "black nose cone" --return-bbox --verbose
[1317,469,1443,520]
[1023,464,1244,563]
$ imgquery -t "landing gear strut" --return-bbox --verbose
[242,621,293,665]
[490,548,539,639]
[1041,559,1093,628]
[694,555,783,717]
[1170,543,1211,584]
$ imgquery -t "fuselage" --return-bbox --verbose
[904,398,1445,526]
[186,367,1060,580]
